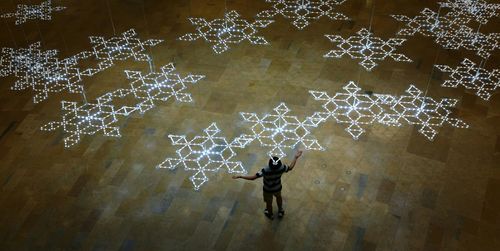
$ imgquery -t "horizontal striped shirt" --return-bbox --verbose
[256,164,289,193]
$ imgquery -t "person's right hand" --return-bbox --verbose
[294,150,303,159]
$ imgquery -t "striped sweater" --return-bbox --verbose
[256,164,289,193]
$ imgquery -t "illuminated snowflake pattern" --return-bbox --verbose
[41,64,204,148]
[436,58,500,100]
[1,0,65,25]
[0,29,163,103]
[324,28,412,71]
[307,82,391,139]
[306,82,468,141]
[378,85,469,141]
[157,123,253,190]
[178,10,273,53]
[439,0,500,24]
[85,29,163,75]
[0,42,93,103]
[392,8,498,58]
[435,25,500,59]
[240,103,324,161]
[391,8,469,38]
[257,0,348,29]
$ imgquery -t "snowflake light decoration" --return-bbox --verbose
[435,25,500,59]
[1,0,66,25]
[377,85,469,141]
[392,8,498,58]
[41,63,204,148]
[391,8,469,39]
[439,0,500,24]
[84,29,163,75]
[0,29,163,103]
[306,82,468,141]
[157,123,253,190]
[239,103,324,161]
[178,10,273,54]
[307,82,391,139]
[0,42,93,103]
[436,58,500,100]
[257,0,348,30]
[324,28,412,71]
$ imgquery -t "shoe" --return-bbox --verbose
[264,209,273,220]
[278,210,285,218]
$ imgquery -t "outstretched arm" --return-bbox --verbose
[232,174,259,180]
[287,150,303,171]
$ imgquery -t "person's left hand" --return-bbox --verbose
[232,175,240,179]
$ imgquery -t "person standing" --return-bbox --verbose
[233,150,303,220]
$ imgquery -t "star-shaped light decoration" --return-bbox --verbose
[85,29,163,75]
[307,82,392,139]
[239,103,324,161]
[178,10,273,54]
[0,29,163,103]
[324,28,412,71]
[377,85,469,141]
[157,123,253,190]
[435,25,500,59]
[41,63,204,148]
[436,58,500,100]
[257,0,348,29]
[1,0,66,25]
[439,0,500,24]
[0,42,93,103]
[391,8,469,38]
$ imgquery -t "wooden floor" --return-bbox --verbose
[1,0,499,250]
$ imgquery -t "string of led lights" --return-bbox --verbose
[84,29,163,75]
[439,0,500,24]
[178,10,273,54]
[435,24,499,59]
[0,29,163,103]
[239,103,324,162]
[0,1,477,191]
[0,42,93,103]
[157,123,253,190]
[391,7,500,58]
[324,28,413,71]
[436,58,500,100]
[1,0,66,25]
[391,8,470,39]
[41,63,204,148]
[377,85,469,141]
[307,82,469,141]
[306,82,392,139]
[256,0,348,30]
[154,82,469,190]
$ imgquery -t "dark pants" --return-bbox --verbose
[263,191,283,213]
